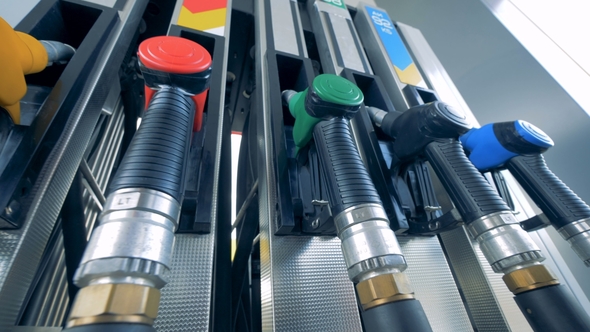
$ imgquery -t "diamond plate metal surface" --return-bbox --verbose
[399,235,473,332]
[154,233,216,331]
[0,2,147,329]
[473,238,532,332]
[270,236,363,331]
[440,226,511,331]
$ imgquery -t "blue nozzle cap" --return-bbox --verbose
[514,120,554,149]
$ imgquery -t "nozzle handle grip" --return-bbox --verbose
[313,118,382,217]
[514,285,590,332]
[424,139,510,223]
[108,88,194,201]
[507,155,590,228]
[361,299,433,332]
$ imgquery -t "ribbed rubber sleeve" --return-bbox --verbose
[313,118,382,217]
[108,88,194,201]
[64,323,156,332]
[361,299,433,332]
[425,139,510,223]
[514,285,590,332]
[507,154,590,228]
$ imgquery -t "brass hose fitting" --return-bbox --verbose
[66,284,160,328]
[502,265,559,295]
[356,272,415,310]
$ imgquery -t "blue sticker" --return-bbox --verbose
[365,6,413,71]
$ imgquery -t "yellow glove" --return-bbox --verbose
[0,17,48,124]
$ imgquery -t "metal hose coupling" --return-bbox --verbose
[466,211,544,274]
[558,218,590,267]
[66,188,180,328]
[335,204,407,282]
[466,211,561,294]
[334,204,415,308]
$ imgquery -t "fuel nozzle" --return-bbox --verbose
[64,36,211,332]
[284,74,433,332]
[369,103,590,331]
[461,120,590,267]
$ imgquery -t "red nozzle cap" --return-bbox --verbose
[138,36,212,74]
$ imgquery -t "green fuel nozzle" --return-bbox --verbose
[282,74,364,152]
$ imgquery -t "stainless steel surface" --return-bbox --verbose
[0,1,148,329]
[81,214,175,264]
[465,212,544,273]
[353,4,413,111]
[558,218,590,239]
[398,235,473,332]
[365,106,386,127]
[340,220,405,281]
[466,211,519,238]
[269,0,307,56]
[76,189,178,290]
[153,1,232,330]
[350,255,406,283]
[558,218,590,265]
[439,227,512,331]
[79,160,106,206]
[308,0,372,75]
[75,257,168,288]
[233,179,259,230]
[395,22,479,126]
[257,0,363,329]
[476,224,543,273]
[102,188,181,228]
[567,230,590,266]
[333,203,388,233]
[12,327,63,332]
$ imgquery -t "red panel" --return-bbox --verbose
[183,0,227,14]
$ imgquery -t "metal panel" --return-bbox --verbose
[395,22,479,127]
[255,0,362,330]
[269,0,307,56]
[307,0,372,75]
[353,5,419,112]
[257,0,472,331]
[399,235,473,332]
[154,234,217,331]
[440,227,512,331]
[0,1,147,329]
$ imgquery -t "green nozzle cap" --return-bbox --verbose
[312,74,363,106]
[286,74,364,153]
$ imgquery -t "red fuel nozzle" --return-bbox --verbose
[138,36,212,132]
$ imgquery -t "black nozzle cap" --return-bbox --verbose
[361,299,433,332]
[390,101,472,161]
[64,323,156,332]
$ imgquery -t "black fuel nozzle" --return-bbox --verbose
[369,101,512,224]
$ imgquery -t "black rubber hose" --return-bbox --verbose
[313,118,382,217]
[424,139,510,223]
[507,154,590,228]
[514,285,590,332]
[108,87,194,202]
[64,323,156,332]
[361,299,433,332]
